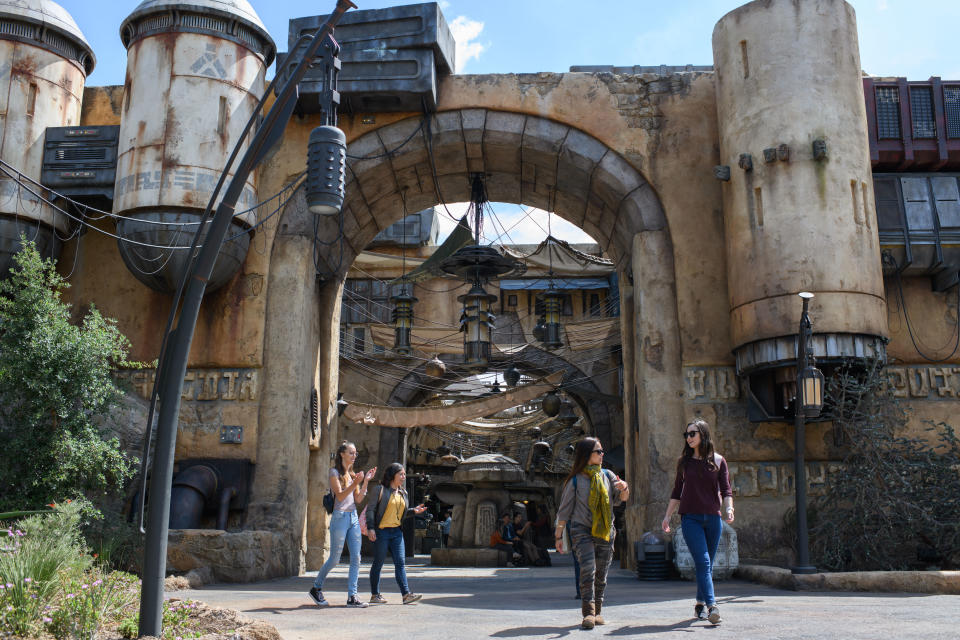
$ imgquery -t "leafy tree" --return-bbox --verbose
[0,239,137,512]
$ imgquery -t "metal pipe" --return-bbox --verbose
[216,487,238,531]
[791,296,816,575]
[138,2,357,636]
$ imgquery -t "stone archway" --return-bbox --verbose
[252,110,685,573]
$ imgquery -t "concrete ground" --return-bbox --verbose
[174,553,958,640]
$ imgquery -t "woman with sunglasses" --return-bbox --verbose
[308,440,376,608]
[662,418,734,625]
[555,437,629,629]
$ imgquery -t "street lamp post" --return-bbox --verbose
[791,291,822,574]
[137,1,356,636]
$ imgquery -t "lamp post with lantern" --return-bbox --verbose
[792,291,824,574]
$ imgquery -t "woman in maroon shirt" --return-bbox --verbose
[661,419,734,625]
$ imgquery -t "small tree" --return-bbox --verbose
[0,239,136,512]
[807,359,960,570]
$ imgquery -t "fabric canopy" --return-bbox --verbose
[563,317,620,351]
[342,371,564,428]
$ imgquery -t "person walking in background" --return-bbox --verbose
[662,418,734,625]
[366,463,427,605]
[555,437,629,629]
[308,441,376,608]
[441,511,452,547]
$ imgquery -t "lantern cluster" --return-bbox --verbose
[458,281,498,368]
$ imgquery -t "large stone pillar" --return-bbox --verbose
[713,0,886,354]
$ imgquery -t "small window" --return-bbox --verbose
[507,294,518,307]
[217,96,227,136]
[26,83,37,117]
[562,294,573,317]
[589,293,602,317]
[353,327,365,354]
[944,86,960,138]
[910,87,936,138]
[876,87,901,139]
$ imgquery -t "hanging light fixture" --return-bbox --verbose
[539,219,564,349]
[490,374,501,394]
[440,173,525,368]
[457,280,498,368]
[504,364,521,387]
[541,389,561,417]
[541,283,564,349]
[425,354,446,378]
[390,280,417,355]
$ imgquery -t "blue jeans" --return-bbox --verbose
[369,526,410,596]
[681,514,722,606]
[313,510,362,597]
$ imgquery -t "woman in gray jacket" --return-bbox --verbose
[555,437,629,630]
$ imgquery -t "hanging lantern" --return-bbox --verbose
[425,354,446,378]
[528,426,542,439]
[798,363,825,418]
[390,284,417,355]
[556,400,578,427]
[541,390,561,417]
[306,125,346,215]
[491,375,501,394]
[458,281,497,368]
[541,285,564,349]
[504,364,521,387]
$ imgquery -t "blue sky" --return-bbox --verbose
[52,0,960,243]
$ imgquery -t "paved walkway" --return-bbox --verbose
[175,553,957,640]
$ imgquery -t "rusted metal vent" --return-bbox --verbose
[119,0,275,64]
[0,0,96,74]
[116,211,250,294]
[41,126,120,200]
[283,2,455,113]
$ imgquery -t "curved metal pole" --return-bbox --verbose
[138,1,356,636]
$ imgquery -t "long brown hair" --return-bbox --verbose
[335,440,355,476]
[564,437,600,487]
[676,418,718,475]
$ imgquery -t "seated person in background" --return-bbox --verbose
[491,512,523,565]
[513,512,548,566]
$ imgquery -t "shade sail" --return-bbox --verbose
[342,371,563,428]
[498,277,610,290]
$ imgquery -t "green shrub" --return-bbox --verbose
[46,568,139,640]
[0,501,92,635]
[0,239,137,514]
[116,599,204,640]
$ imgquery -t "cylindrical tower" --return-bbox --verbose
[713,0,888,386]
[0,0,94,279]
[115,0,275,293]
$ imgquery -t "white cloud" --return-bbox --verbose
[449,16,487,73]
[438,0,450,9]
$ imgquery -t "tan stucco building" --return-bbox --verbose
[2,0,959,579]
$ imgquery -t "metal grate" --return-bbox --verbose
[911,87,936,138]
[945,87,960,138]
[180,13,228,33]
[55,147,107,161]
[876,87,901,139]
[0,20,36,39]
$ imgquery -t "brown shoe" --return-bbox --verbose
[581,601,595,630]
[594,601,605,625]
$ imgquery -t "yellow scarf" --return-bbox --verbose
[585,464,611,541]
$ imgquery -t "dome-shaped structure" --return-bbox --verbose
[453,454,524,485]
[0,0,94,280]
[114,0,275,293]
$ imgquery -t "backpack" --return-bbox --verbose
[322,490,335,514]
[489,529,506,547]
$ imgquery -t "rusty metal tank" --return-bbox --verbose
[712,0,888,377]
[0,0,94,279]
[114,0,275,293]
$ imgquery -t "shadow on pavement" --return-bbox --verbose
[489,624,581,638]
